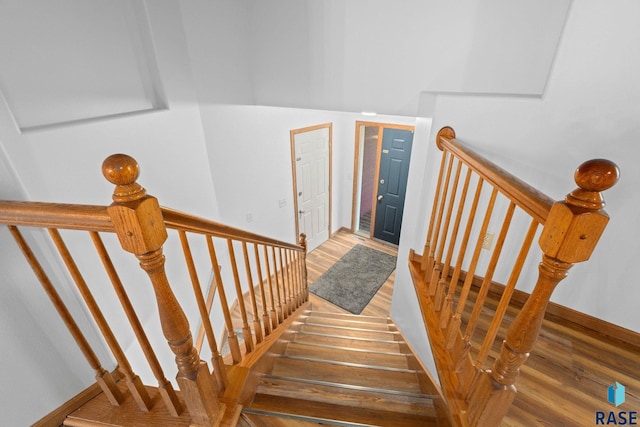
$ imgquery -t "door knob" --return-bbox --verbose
[299,210,305,214]
[377,195,383,201]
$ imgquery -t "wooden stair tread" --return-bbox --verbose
[269,357,423,393]
[299,323,399,341]
[256,374,435,416]
[248,394,438,427]
[283,341,411,369]
[303,311,392,325]
[292,332,402,353]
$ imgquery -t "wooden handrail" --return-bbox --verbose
[0,201,300,257]
[162,207,303,252]
[0,200,113,231]
[436,127,555,224]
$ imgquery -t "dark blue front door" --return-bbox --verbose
[373,128,413,245]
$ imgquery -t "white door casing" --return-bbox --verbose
[291,124,332,252]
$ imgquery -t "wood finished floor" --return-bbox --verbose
[307,230,640,427]
[306,230,396,318]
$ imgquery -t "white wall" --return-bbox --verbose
[0,2,221,424]
[415,0,640,333]
[243,0,570,116]
[180,0,254,105]
[388,117,439,376]
[0,140,99,426]
[198,104,418,241]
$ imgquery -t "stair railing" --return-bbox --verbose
[409,127,618,426]
[0,154,308,427]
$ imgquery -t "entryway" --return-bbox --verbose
[351,122,414,245]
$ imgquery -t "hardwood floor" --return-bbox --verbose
[307,230,640,427]
[306,230,397,318]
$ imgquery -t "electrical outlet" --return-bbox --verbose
[482,232,495,250]
[278,199,286,208]
[246,213,253,223]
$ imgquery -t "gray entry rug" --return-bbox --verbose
[309,244,397,314]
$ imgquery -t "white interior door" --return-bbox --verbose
[292,125,331,252]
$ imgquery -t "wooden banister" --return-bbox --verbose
[0,201,112,231]
[436,127,555,224]
[1,152,310,426]
[412,128,619,427]
[162,207,303,251]
[102,154,225,427]
[469,158,619,426]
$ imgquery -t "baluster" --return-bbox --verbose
[102,154,224,426]
[445,188,498,349]
[440,177,485,329]
[242,242,263,343]
[206,236,242,365]
[278,248,291,317]
[462,203,516,342]
[435,168,473,310]
[49,229,152,412]
[422,127,456,276]
[179,231,227,391]
[254,244,272,336]
[264,246,279,329]
[227,239,253,354]
[430,159,463,296]
[469,159,619,427]
[292,251,301,308]
[457,202,516,396]
[285,249,295,314]
[427,153,455,294]
[270,246,284,322]
[299,234,308,300]
[474,220,538,368]
[9,226,123,406]
[90,231,182,415]
[194,276,217,353]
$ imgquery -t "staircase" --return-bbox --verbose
[240,308,443,426]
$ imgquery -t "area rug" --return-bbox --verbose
[309,245,397,314]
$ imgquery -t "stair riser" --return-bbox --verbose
[256,376,436,416]
[269,357,423,393]
[249,394,439,427]
[300,315,394,331]
[299,323,399,341]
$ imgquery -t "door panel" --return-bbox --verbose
[292,125,331,252]
[373,128,413,245]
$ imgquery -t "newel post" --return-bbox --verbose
[469,159,619,426]
[102,154,224,427]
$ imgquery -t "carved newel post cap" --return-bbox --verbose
[102,154,146,202]
[436,126,456,151]
[566,159,619,210]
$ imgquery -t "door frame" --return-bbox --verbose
[351,121,414,239]
[290,122,333,244]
